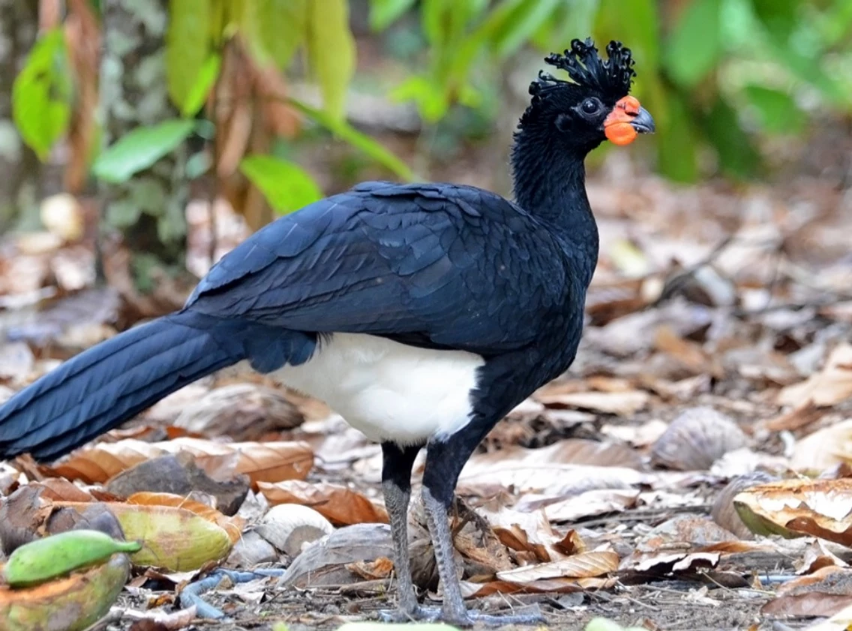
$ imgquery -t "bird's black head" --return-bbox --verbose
[517,39,655,154]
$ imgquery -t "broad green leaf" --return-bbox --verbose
[702,96,761,180]
[243,0,307,69]
[181,53,221,118]
[656,91,697,183]
[744,85,806,134]
[92,119,195,184]
[369,0,416,31]
[289,98,415,181]
[306,0,355,120]
[166,0,213,113]
[12,29,72,160]
[665,0,722,87]
[240,154,323,214]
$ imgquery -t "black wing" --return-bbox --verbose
[187,182,568,356]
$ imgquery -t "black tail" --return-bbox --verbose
[0,311,249,461]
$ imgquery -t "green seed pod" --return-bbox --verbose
[2,530,141,588]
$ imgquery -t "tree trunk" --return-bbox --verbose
[99,0,189,313]
[0,0,44,232]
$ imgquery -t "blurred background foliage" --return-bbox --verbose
[3,0,851,259]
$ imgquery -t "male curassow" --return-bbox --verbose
[0,39,653,625]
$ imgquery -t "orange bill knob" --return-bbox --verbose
[604,96,655,146]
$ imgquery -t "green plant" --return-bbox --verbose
[371,0,852,182]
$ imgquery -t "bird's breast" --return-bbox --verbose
[270,333,485,445]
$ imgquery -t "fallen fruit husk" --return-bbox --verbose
[55,501,233,571]
[0,552,130,631]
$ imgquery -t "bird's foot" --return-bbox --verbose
[378,603,543,627]
[377,605,441,623]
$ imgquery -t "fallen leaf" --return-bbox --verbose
[54,438,313,485]
[258,480,388,525]
[779,344,852,407]
[542,488,640,522]
[496,551,619,583]
[791,419,852,473]
[536,390,649,416]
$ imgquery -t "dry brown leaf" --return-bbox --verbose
[654,325,723,378]
[126,492,245,544]
[30,477,96,502]
[536,390,649,416]
[779,344,852,407]
[542,488,640,522]
[735,479,852,545]
[791,419,852,473]
[762,568,852,617]
[54,438,313,486]
[460,441,645,498]
[346,556,394,581]
[258,480,388,525]
[495,550,619,583]
[480,508,564,562]
[760,402,825,432]
[460,576,616,597]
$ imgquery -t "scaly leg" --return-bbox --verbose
[421,435,544,627]
[378,442,423,620]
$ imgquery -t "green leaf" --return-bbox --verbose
[92,119,195,184]
[744,85,806,134]
[750,0,797,42]
[243,0,307,69]
[391,76,449,123]
[12,29,73,160]
[665,0,722,87]
[240,154,323,214]
[289,98,415,181]
[181,53,221,117]
[306,0,355,120]
[166,0,212,113]
[369,0,416,31]
[702,96,761,180]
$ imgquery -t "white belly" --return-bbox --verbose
[270,333,484,445]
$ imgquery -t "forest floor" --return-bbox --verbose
[2,130,852,631]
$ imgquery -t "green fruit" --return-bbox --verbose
[2,530,141,588]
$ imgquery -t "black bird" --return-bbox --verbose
[0,39,653,625]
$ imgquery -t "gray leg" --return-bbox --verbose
[422,436,544,627]
[379,442,423,620]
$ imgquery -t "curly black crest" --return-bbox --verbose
[530,39,636,100]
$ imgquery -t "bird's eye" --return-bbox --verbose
[581,99,600,115]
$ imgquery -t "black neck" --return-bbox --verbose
[510,127,600,287]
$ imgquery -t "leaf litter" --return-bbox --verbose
[4,147,852,629]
